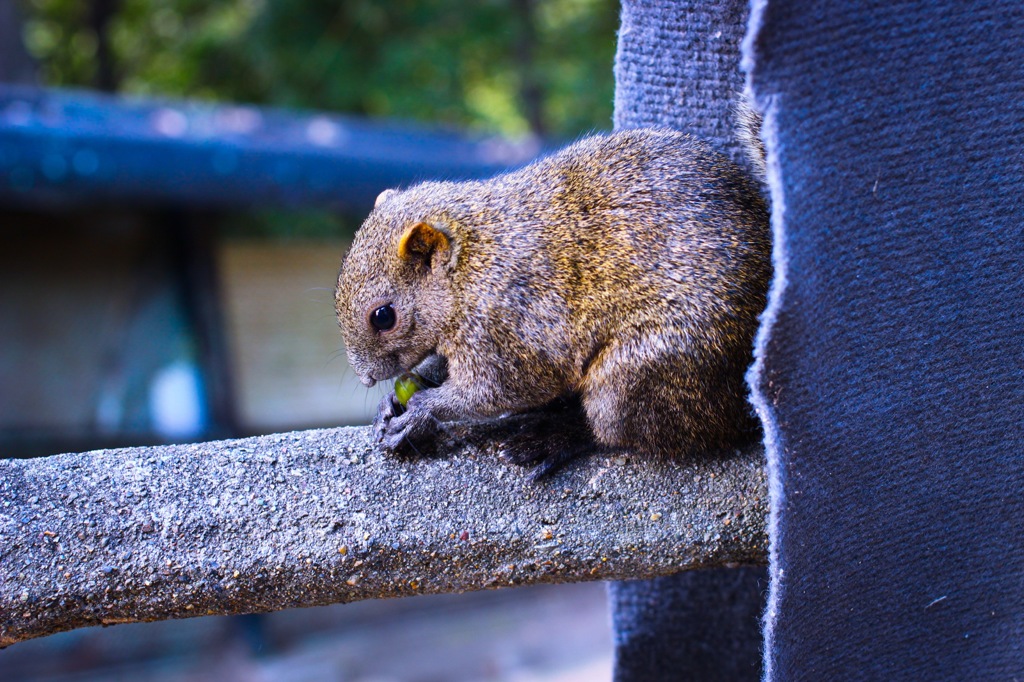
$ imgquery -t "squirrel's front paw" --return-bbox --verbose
[378,393,439,454]
[372,392,402,442]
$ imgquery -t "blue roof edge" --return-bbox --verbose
[0,85,543,211]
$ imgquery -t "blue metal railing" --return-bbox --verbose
[0,86,542,210]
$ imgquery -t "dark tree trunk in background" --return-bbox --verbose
[0,2,37,85]
[511,0,546,138]
[91,0,120,92]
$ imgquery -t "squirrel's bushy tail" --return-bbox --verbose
[735,98,766,181]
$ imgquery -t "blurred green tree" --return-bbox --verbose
[20,0,617,140]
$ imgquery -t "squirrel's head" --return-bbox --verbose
[335,187,460,387]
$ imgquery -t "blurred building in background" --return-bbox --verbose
[1,1,617,680]
[0,84,538,457]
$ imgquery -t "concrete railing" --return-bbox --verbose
[0,421,767,647]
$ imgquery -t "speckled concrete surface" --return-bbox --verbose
[0,424,767,647]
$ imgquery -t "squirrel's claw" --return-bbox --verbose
[378,392,439,453]
[372,392,401,443]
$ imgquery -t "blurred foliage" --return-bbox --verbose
[218,206,360,241]
[20,0,618,140]
[19,0,617,240]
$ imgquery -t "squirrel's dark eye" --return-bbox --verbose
[370,304,396,331]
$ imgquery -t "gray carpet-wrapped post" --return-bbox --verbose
[609,2,768,681]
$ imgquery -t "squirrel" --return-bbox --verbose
[335,127,770,474]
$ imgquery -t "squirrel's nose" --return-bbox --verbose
[360,375,377,388]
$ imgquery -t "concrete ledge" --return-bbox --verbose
[0,424,767,647]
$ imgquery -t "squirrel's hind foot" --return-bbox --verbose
[492,397,599,479]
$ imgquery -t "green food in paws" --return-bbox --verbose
[394,372,424,408]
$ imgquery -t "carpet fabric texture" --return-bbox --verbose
[745,0,1024,678]
[609,2,767,681]
[610,568,766,682]
[612,0,1024,679]
[615,0,751,165]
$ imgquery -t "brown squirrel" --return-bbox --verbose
[335,128,770,474]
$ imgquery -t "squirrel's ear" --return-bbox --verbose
[398,222,450,268]
[374,189,396,208]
